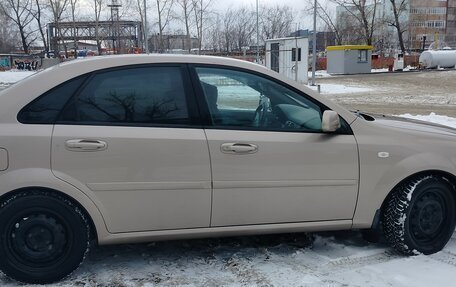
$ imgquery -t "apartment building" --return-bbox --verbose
[336,0,456,51]
[409,0,448,49]
[447,0,456,48]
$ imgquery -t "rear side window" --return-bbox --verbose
[60,66,190,125]
[18,75,88,124]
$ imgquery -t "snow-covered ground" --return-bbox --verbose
[1,70,456,287]
[0,70,35,87]
[307,83,373,95]
[1,231,455,287]
[307,70,333,78]
[308,66,418,78]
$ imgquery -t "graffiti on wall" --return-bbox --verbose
[13,59,40,71]
[0,58,9,69]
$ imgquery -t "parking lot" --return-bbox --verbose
[317,70,456,117]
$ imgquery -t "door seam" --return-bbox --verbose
[203,129,214,227]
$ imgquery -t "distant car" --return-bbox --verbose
[0,55,455,284]
[77,50,88,57]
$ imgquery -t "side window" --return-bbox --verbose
[358,50,368,62]
[195,67,323,132]
[60,66,190,125]
[18,75,88,124]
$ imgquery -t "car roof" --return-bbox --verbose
[56,54,271,74]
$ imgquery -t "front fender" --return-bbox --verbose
[352,152,456,228]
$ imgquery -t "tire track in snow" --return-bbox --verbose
[323,251,401,272]
[429,251,456,268]
[224,256,273,287]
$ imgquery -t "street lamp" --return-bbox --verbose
[144,0,148,53]
[256,0,260,63]
[311,0,317,86]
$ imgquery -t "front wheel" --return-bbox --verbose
[0,190,90,284]
[383,176,456,255]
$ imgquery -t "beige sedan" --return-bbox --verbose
[0,55,455,283]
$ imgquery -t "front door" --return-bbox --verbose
[51,65,212,233]
[193,66,359,227]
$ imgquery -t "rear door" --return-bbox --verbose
[192,66,359,227]
[51,65,212,233]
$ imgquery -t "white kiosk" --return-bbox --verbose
[265,36,309,84]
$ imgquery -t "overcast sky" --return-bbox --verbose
[79,0,316,30]
[217,0,307,10]
[214,0,313,29]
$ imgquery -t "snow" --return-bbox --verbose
[372,68,390,73]
[308,83,373,94]
[400,113,456,128]
[1,67,456,287]
[0,70,36,87]
[2,231,455,286]
[312,66,417,77]
[307,70,333,78]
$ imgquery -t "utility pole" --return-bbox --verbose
[311,0,317,86]
[256,0,260,63]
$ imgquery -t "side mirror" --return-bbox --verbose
[322,110,341,133]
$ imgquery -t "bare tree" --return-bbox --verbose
[206,14,222,52]
[384,0,407,53]
[93,0,103,54]
[69,0,78,57]
[221,8,236,52]
[0,0,36,54]
[155,0,174,52]
[49,0,69,56]
[132,0,146,51]
[260,5,294,41]
[0,8,17,53]
[332,0,378,45]
[192,0,213,53]
[306,0,344,45]
[176,0,194,51]
[232,7,256,51]
[30,0,49,52]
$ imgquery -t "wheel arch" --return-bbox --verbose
[359,169,456,239]
[0,186,99,242]
[379,170,456,216]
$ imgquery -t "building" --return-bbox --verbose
[336,0,405,52]
[265,36,309,84]
[149,34,199,53]
[326,45,374,74]
[409,0,448,50]
[447,0,456,48]
[289,30,336,52]
[58,41,98,52]
[335,0,456,51]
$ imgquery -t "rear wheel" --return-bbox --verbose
[383,176,456,255]
[0,190,90,284]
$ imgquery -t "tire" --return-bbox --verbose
[383,175,456,255]
[0,190,90,284]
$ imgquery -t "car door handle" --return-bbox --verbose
[65,139,107,151]
[221,143,258,154]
